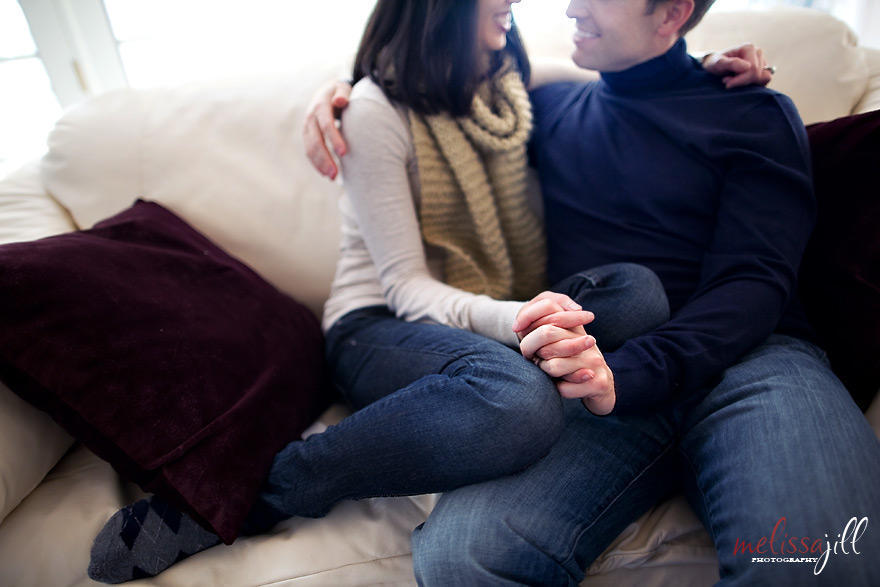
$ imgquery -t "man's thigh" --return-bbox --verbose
[412,399,679,586]
[677,334,880,586]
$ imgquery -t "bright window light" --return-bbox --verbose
[103,0,380,87]
[0,0,36,58]
[0,0,61,180]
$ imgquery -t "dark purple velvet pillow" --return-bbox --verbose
[801,110,880,409]
[0,199,331,543]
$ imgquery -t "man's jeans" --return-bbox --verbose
[243,263,669,527]
[412,280,880,585]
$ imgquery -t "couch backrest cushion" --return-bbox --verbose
[685,8,868,125]
[41,67,345,318]
[855,48,880,114]
[0,162,78,527]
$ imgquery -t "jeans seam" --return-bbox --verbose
[560,439,677,570]
[337,337,494,364]
[677,443,720,549]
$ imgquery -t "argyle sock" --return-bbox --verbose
[87,494,221,584]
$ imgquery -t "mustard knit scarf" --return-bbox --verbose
[409,64,546,301]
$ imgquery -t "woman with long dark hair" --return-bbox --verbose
[87,1,770,582]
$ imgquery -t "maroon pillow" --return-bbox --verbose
[801,110,880,409]
[0,199,331,543]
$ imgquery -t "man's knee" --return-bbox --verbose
[412,504,576,586]
[556,263,670,349]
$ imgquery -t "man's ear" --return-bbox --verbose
[656,0,695,37]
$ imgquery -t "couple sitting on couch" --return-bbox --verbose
[87,0,880,585]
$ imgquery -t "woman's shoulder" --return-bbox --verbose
[349,78,406,117]
[345,78,412,146]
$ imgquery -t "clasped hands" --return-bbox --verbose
[512,292,615,416]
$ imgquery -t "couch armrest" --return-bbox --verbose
[0,161,76,245]
[854,48,880,114]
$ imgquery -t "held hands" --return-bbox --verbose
[702,43,774,89]
[303,80,354,180]
[513,292,616,416]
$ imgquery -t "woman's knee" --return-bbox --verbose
[450,343,565,465]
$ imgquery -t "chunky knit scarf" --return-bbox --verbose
[409,64,546,301]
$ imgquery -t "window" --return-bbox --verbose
[0,0,61,179]
[102,0,378,88]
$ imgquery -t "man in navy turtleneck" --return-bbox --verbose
[412,1,880,585]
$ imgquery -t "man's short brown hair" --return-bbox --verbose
[646,0,717,36]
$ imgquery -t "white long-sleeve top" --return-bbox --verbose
[322,78,543,346]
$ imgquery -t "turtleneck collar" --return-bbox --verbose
[599,38,697,95]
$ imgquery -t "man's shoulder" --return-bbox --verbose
[721,86,805,140]
[672,76,806,140]
[692,76,801,122]
[530,81,597,126]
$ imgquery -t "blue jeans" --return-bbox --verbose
[412,318,880,583]
[242,263,669,529]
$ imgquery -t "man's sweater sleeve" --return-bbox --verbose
[339,89,523,346]
[605,95,816,414]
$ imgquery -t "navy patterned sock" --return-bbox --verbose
[88,495,221,583]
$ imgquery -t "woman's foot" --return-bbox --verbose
[87,495,220,583]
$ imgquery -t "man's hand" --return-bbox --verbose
[303,80,353,180]
[520,324,616,415]
[703,43,773,89]
[514,291,614,415]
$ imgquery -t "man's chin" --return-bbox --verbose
[570,51,597,71]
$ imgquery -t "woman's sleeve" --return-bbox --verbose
[339,94,523,346]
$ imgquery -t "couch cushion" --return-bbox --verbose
[0,161,78,526]
[40,68,346,318]
[0,199,330,543]
[854,48,880,114]
[0,381,73,527]
[686,8,868,124]
[800,110,880,409]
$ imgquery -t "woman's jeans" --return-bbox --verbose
[241,263,669,530]
[412,282,880,585]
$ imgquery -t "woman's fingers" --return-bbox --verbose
[516,309,595,342]
[520,324,587,360]
[514,298,565,337]
[512,291,584,334]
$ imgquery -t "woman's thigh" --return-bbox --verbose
[325,306,527,409]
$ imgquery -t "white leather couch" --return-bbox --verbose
[1,8,878,586]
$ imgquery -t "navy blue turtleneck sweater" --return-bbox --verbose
[529,39,816,414]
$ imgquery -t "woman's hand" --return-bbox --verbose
[703,43,774,89]
[512,291,594,341]
[303,80,354,180]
